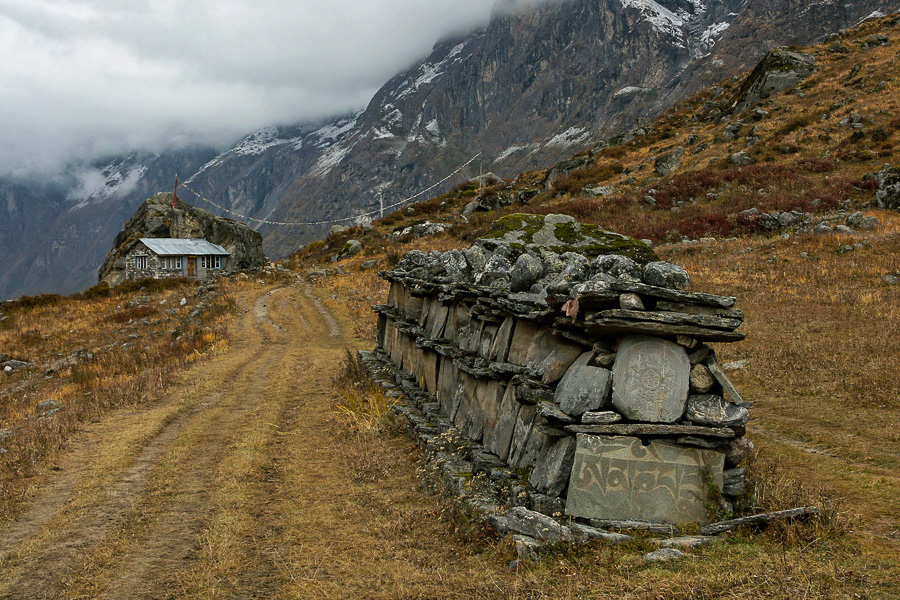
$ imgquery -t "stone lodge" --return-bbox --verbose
[124,238,230,282]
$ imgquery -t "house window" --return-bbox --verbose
[202,256,222,269]
[135,255,148,270]
[163,257,182,270]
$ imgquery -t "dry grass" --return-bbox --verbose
[0,277,243,518]
[331,349,396,433]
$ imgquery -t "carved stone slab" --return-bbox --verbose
[612,335,690,423]
[565,435,724,525]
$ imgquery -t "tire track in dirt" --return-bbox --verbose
[303,283,341,338]
[0,290,281,600]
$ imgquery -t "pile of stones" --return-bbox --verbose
[362,213,799,560]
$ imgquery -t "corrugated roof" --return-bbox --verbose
[139,238,230,256]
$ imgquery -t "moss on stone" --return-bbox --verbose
[553,221,581,244]
[480,213,546,244]
[479,213,659,264]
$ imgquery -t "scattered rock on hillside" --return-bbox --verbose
[643,548,686,562]
[730,151,755,166]
[654,147,685,176]
[2,360,33,372]
[391,221,450,240]
[728,48,816,114]
[874,164,900,210]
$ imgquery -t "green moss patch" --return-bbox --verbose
[479,213,659,264]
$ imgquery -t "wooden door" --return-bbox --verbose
[188,257,196,277]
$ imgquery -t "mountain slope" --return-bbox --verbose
[257,0,897,256]
[3,0,898,300]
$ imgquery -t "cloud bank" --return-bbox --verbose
[0,0,500,177]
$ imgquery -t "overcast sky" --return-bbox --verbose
[0,0,505,178]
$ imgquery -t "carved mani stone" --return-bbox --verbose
[612,335,690,423]
[565,435,724,525]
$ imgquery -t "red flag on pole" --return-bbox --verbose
[173,177,178,209]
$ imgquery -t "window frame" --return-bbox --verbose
[202,255,222,269]
[164,256,183,271]
[135,255,148,270]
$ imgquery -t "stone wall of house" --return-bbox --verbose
[364,215,753,529]
[123,245,185,282]
[122,244,224,282]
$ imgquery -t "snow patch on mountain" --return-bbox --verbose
[69,157,148,208]
[396,41,469,99]
[619,0,712,48]
[699,21,731,51]
[495,144,537,163]
[232,127,295,157]
[310,142,355,178]
[313,111,363,148]
[545,127,591,148]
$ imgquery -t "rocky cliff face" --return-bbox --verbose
[4,0,898,299]
[97,193,266,287]
[255,0,898,256]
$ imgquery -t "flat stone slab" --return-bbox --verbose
[591,309,743,331]
[612,335,690,423]
[588,519,676,536]
[566,435,725,525]
[581,411,622,425]
[585,318,746,342]
[506,506,573,542]
[609,281,736,308]
[643,548,686,562]
[564,423,735,438]
[570,522,633,544]
[700,506,820,536]
[656,535,720,549]
[706,357,746,405]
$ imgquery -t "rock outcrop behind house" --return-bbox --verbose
[97,193,266,286]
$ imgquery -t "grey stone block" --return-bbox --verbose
[554,352,612,416]
[685,394,750,427]
[484,385,520,462]
[506,507,573,542]
[529,436,577,497]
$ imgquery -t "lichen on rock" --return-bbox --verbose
[478,213,658,264]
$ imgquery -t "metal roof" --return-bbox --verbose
[139,238,230,256]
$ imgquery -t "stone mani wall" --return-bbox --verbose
[369,244,753,528]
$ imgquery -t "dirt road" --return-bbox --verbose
[0,284,514,599]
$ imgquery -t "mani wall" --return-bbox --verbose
[363,213,753,535]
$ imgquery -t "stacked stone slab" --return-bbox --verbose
[369,213,752,528]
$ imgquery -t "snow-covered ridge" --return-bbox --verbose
[232,127,298,157]
[396,41,470,100]
[619,0,714,49]
[312,110,363,148]
[69,156,148,208]
[186,112,363,184]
